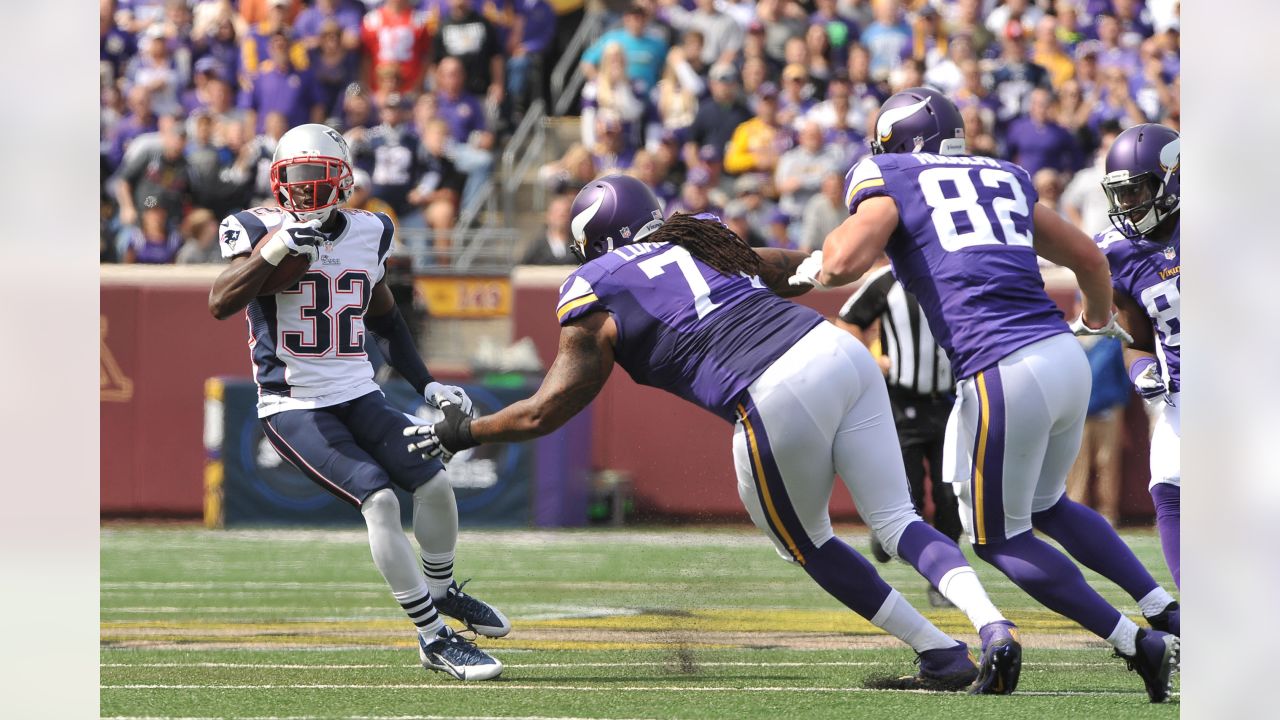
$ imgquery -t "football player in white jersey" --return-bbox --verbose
[208,123,507,681]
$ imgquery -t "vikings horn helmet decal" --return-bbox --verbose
[870,87,966,156]
[568,174,666,263]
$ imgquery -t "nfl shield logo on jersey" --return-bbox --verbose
[1163,246,1176,260]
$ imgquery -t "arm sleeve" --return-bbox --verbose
[365,304,434,394]
[837,265,894,327]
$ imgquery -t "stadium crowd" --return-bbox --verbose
[100,0,1180,265]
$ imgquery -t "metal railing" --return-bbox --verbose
[550,10,607,117]
[500,97,547,227]
[395,224,523,274]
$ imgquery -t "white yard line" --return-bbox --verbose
[102,683,1168,697]
[101,660,1115,669]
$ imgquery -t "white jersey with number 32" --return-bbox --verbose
[218,206,397,417]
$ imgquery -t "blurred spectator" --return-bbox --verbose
[1153,22,1180,79]
[127,25,183,117]
[175,208,225,264]
[406,118,466,256]
[804,23,835,88]
[240,29,322,133]
[433,57,495,207]
[248,112,286,205]
[945,0,996,59]
[666,166,721,218]
[753,0,806,67]
[109,86,160,171]
[740,21,773,75]
[654,47,702,135]
[182,57,231,117]
[188,112,254,218]
[294,0,361,50]
[763,206,793,249]
[778,64,816,127]
[685,63,751,169]
[799,171,846,254]
[672,28,709,83]
[1052,0,1085,49]
[723,200,768,248]
[592,110,636,174]
[860,0,911,80]
[242,0,308,79]
[1065,335,1130,526]
[539,142,597,194]
[352,93,422,218]
[1054,78,1091,135]
[361,0,430,95]
[115,120,191,230]
[924,33,975,97]
[580,4,669,93]
[507,0,557,115]
[101,1,137,88]
[1134,42,1175,122]
[340,85,376,135]
[911,4,948,68]
[985,0,1043,40]
[845,44,888,135]
[520,192,577,265]
[1032,167,1065,213]
[961,103,998,157]
[1004,87,1081,176]
[628,149,678,208]
[729,173,777,241]
[1032,15,1076,90]
[117,0,170,33]
[1062,119,1122,236]
[724,82,790,176]
[581,42,649,148]
[347,168,399,221]
[307,21,361,120]
[1093,12,1140,77]
[433,0,505,105]
[1112,0,1155,48]
[123,205,183,264]
[1087,66,1148,132]
[775,120,844,225]
[887,56,926,94]
[988,25,1050,125]
[191,13,242,88]
[660,0,744,67]
[238,0,300,27]
[810,0,858,65]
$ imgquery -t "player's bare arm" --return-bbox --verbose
[208,254,273,320]
[1112,289,1155,354]
[1031,203,1115,328]
[819,195,899,287]
[754,247,814,297]
[472,311,617,442]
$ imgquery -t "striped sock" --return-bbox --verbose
[422,552,455,600]
[394,585,444,637]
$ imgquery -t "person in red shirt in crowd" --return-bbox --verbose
[362,0,431,96]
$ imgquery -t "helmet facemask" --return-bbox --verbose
[270,155,352,224]
[1102,170,1175,238]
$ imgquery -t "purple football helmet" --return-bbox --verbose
[1103,123,1180,238]
[568,174,666,263]
[871,87,966,156]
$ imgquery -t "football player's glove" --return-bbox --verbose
[787,250,827,289]
[404,401,478,462]
[1069,312,1134,344]
[424,381,475,417]
[262,221,323,265]
[1129,357,1168,403]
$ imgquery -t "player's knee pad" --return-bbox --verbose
[360,487,401,526]
[413,472,456,506]
[869,510,919,558]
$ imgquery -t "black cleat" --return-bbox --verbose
[1146,601,1180,637]
[1117,629,1179,703]
[418,625,503,681]
[865,642,977,692]
[970,621,1022,695]
[433,579,511,638]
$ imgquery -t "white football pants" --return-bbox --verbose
[1149,391,1181,489]
[732,321,922,563]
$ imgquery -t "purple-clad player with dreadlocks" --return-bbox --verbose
[406,173,1028,694]
[789,87,1180,702]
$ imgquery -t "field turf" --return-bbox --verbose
[102,525,1179,719]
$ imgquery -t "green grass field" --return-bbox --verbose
[101,525,1178,719]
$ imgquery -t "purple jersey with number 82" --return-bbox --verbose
[555,240,823,421]
[845,153,1068,379]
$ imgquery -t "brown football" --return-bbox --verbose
[252,228,313,295]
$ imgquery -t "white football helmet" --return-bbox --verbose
[270,123,354,224]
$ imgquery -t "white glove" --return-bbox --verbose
[787,250,826,289]
[261,220,323,265]
[1069,312,1134,344]
[423,381,474,417]
[1132,362,1168,404]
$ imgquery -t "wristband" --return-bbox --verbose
[1128,357,1157,384]
[260,235,289,266]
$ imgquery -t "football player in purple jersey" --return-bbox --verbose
[789,88,1180,702]
[1097,123,1181,589]
[408,174,1028,694]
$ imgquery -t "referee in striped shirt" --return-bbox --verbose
[837,263,961,607]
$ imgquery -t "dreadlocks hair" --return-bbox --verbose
[649,213,762,277]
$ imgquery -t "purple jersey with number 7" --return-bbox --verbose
[844,153,1068,379]
[554,239,824,421]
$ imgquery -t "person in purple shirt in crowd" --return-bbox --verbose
[1112,0,1155,46]
[123,205,183,264]
[108,86,159,171]
[791,87,1180,703]
[406,175,1025,694]
[294,0,362,50]
[432,57,495,207]
[240,30,322,134]
[1003,87,1082,176]
[507,0,557,113]
[192,14,242,88]
[1094,123,1181,588]
[1093,12,1141,77]
[307,20,362,120]
[127,25,183,117]
[664,166,720,218]
[101,1,137,87]
[1087,66,1149,133]
[115,0,167,32]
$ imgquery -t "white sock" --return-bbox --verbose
[1138,587,1176,617]
[362,489,443,635]
[1106,616,1139,656]
[938,566,1007,631]
[870,590,957,653]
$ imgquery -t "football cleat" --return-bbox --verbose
[868,531,892,564]
[865,642,977,692]
[1145,601,1180,637]
[970,620,1022,695]
[1117,628,1179,703]
[418,625,503,681]
[433,579,512,637]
